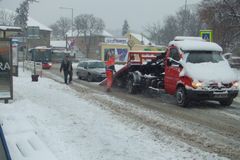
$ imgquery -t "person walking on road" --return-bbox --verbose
[105,51,116,92]
[60,55,73,84]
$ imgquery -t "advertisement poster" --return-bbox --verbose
[0,39,12,99]
[104,48,128,62]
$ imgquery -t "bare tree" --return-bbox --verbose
[198,0,240,53]
[0,9,16,26]
[50,17,71,40]
[74,14,105,57]
[144,22,162,45]
[145,5,200,45]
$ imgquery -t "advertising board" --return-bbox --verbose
[0,39,12,101]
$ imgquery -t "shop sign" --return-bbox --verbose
[105,37,128,44]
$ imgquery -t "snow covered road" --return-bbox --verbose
[0,70,229,160]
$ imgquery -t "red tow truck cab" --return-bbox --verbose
[113,37,239,107]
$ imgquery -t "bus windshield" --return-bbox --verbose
[30,48,52,62]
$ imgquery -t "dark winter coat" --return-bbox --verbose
[60,59,73,73]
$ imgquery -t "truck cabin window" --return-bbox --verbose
[186,51,224,63]
[169,48,180,61]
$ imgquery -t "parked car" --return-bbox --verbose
[76,60,106,82]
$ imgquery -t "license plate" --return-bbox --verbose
[213,92,228,98]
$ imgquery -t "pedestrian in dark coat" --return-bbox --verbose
[60,55,73,84]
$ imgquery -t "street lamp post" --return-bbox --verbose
[59,7,74,37]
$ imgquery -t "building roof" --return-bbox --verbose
[129,32,155,45]
[0,8,52,31]
[169,39,223,52]
[27,17,52,32]
[0,26,21,31]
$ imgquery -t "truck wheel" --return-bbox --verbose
[127,79,137,94]
[176,87,189,107]
[116,78,124,88]
[219,98,233,106]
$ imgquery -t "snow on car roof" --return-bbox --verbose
[169,40,223,52]
[174,36,204,41]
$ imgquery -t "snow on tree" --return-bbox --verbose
[74,14,105,57]
[50,17,71,40]
[14,0,38,29]
[0,9,16,26]
[198,0,240,53]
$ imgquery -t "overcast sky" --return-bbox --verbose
[1,0,202,32]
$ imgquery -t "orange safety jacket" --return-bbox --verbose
[105,56,115,71]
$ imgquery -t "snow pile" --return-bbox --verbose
[169,40,223,52]
[0,70,229,160]
[1,116,57,160]
[180,60,237,83]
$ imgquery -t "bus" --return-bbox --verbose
[28,46,52,69]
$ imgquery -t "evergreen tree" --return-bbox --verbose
[14,0,37,29]
[122,20,129,36]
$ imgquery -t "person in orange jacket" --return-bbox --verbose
[105,51,116,92]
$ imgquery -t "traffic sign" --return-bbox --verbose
[27,26,40,39]
[200,30,213,42]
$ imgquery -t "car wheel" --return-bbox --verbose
[87,74,93,82]
[176,87,189,107]
[77,72,81,79]
[219,98,233,106]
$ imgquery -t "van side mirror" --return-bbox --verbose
[223,53,232,60]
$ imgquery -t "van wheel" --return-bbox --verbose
[219,98,233,106]
[176,87,189,107]
[127,79,137,94]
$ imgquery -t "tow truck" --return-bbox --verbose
[113,37,239,107]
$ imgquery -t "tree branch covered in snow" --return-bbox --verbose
[198,0,240,53]
[14,0,38,29]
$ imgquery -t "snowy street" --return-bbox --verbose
[0,69,231,160]
[1,0,240,159]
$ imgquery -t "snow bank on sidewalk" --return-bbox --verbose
[0,70,228,160]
